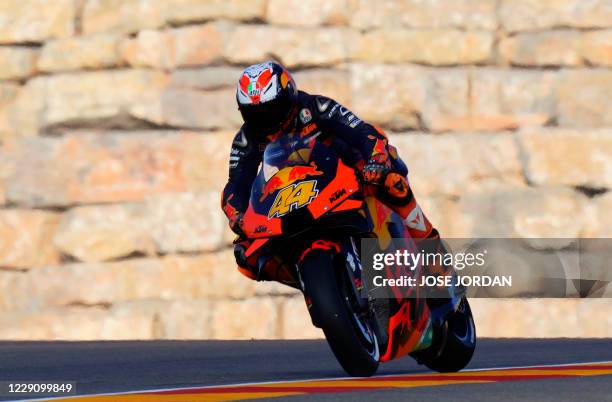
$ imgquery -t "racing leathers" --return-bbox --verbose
[222,91,442,278]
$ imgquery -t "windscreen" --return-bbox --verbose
[262,133,316,181]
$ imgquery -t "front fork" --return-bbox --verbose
[342,237,370,313]
[298,237,369,325]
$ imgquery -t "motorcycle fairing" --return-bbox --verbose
[243,132,434,363]
[361,196,433,361]
[308,160,360,219]
[243,137,363,239]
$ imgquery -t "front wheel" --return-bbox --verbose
[300,251,379,377]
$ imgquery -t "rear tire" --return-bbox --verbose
[423,298,476,373]
[300,251,379,377]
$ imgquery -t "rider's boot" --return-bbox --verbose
[234,239,299,288]
[378,172,460,324]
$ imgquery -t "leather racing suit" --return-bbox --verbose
[222,90,443,272]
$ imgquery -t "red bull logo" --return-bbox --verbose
[288,163,323,182]
[260,175,285,202]
[260,162,323,202]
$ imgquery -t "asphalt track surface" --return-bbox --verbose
[0,338,610,401]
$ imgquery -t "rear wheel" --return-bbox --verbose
[300,251,379,377]
[420,297,476,373]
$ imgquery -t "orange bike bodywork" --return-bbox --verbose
[242,153,432,363]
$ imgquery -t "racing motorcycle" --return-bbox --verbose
[239,131,476,377]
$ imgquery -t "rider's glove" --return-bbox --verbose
[222,193,246,237]
[362,155,390,185]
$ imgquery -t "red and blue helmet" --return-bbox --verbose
[236,61,298,133]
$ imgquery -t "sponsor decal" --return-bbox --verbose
[326,103,362,127]
[338,106,362,127]
[233,131,248,147]
[300,123,317,136]
[349,118,362,128]
[260,163,324,201]
[328,103,339,118]
[238,63,275,104]
[254,225,267,234]
[405,205,426,232]
[315,97,331,112]
[268,180,319,219]
[346,113,362,127]
[299,108,312,124]
[329,188,347,203]
[247,81,260,97]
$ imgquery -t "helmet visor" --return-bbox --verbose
[239,90,294,133]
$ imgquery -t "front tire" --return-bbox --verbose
[300,251,379,377]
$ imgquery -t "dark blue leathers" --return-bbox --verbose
[221,91,407,230]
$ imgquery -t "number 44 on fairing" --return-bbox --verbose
[268,180,319,218]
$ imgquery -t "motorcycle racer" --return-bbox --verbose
[221,61,454,310]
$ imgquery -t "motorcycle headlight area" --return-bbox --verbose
[263,163,279,182]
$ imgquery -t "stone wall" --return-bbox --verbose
[0,0,611,340]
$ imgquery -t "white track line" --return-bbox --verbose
[17,360,612,402]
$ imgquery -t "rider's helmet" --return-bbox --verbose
[236,61,298,134]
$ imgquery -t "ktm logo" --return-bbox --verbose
[254,225,267,234]
[329,188,347,203]
[300,123,317,136]
[268,180,319,219]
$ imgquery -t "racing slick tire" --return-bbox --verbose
[300,251,380,377]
